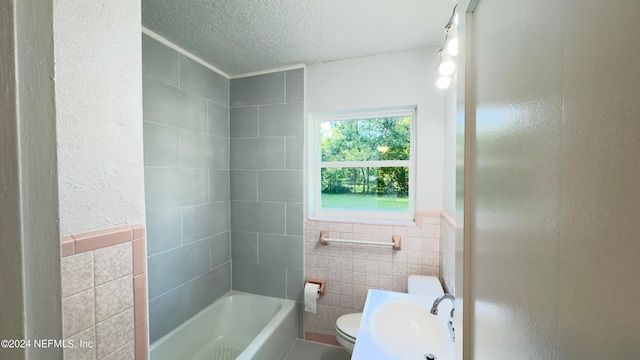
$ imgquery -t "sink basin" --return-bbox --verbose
[370,301,450,359]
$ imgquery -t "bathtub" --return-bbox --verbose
[150,291,297,360]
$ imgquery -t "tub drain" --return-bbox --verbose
[208,346,242,360]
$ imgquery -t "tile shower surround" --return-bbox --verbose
[142,33,232,343]
[143,33,304,343]
[229,69,305,330]
[139,34,449,350]
[60,224,148,360]
[303,211,443,346]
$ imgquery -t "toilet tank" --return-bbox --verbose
[407,275,444,296]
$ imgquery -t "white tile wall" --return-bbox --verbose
[440,217,455,294]
[101,341,135,360]
[65,327,96,360]
[304,214,441,336]
[95,275,134,322]
[62,244,135,360]
[95,308,134,359]
[62,289,95,338]
[94,242,133,286]
[61,251,94,298]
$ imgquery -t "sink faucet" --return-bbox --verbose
[430,293,456,342]
[430,293,455,315]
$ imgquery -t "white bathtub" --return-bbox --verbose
[150,291,297,360]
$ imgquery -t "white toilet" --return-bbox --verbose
[335,312,361,353]
[334,275,445,354]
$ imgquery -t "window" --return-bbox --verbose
[309,106,416,221]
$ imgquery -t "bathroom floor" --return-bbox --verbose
[284,340,351,360]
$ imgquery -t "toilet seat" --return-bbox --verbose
[335,313,362,343]
[336,326,356,343]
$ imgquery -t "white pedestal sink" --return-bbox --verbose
[352,290,454,360]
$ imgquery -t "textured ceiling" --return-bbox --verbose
[142,0,455,76]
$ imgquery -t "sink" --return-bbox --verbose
[352,290,454,360]
[370,301,450,359]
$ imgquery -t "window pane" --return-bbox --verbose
[320,116,410,162]
[320,167,409,211]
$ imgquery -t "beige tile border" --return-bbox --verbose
[441,211,456,230]
[304,331,341,347]
[135,319,149,360]
[62,225,133,257]
[133,275,147,323]
[414,210,442,228]
[61,236,75,257]
[61,224,148,360]
[132,238,146,276]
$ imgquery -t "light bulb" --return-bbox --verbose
[447,37,459,56]
[437,76,451,89]
[438,60,456,76]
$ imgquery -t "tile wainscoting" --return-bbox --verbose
[303,211,443,345]
[440,212,455,294]
[60,225,148,360]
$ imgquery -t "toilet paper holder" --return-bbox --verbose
[305,278,325,295]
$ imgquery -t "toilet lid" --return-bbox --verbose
[336,313,362,340]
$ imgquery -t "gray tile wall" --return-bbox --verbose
[229,70,304,312]
[142,34,231,343]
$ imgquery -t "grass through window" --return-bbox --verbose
[321,193,409,211]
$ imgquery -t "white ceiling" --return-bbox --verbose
[142,0,456,76]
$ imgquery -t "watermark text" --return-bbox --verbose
[1,339,94,349]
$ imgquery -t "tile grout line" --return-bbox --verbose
[142,73,230,108]
[100,339,135,360]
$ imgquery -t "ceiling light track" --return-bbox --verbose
[436,3,458,89]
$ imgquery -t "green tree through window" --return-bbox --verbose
[318,115,411,212]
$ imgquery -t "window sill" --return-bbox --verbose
[307,216,416,227]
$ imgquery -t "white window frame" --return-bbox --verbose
[308,106,416,222]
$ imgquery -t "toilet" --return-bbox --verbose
[335,312,361,353]
[334,275,445,354]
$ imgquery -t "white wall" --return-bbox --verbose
[442,86,456,216]
[1,2,63,359]
[306,48,445,212]
[54,0,145,236]
[441,80,457,295]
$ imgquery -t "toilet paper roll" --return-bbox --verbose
[304,283,320,314]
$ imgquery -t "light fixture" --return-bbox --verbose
[447,37,459,56]
[435,3,459,89]
[438,58,456,76]
[437,76,452,89]
[444,5,458,33]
